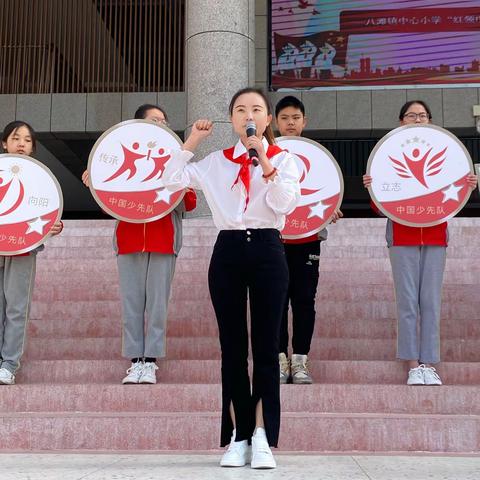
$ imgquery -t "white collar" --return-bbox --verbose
[232,137,270,159]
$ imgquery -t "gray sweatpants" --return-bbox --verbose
[0,254,36,374]
[117,252,176,359]
[389,246,446,364]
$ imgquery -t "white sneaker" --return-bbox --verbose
[139,362,158,384]
[0,367,15,385]
[122,361,144,384]
[279,352,290,384]
[220,429,250,467]
[407,365,425,385]
[251,427,276,469]
[423,366,442,385]
[291,354,312,384]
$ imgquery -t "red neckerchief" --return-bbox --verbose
[223,144,284,210]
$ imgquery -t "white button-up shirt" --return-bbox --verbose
[163,138,300,231]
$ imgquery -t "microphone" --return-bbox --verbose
[246,121,259,166]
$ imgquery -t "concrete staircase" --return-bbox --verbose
[1,217,479,453]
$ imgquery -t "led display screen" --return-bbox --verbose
[271,0,480,89]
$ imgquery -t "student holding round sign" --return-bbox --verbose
[83,104,196,385]
[363,100,477,386]
[274,96,343,385]
[0,121,64,385]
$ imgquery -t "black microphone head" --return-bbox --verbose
[246,121,256,136]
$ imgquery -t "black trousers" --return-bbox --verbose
[280,240,321,355]
[208,229,289,448]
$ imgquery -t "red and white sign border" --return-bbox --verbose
[366,124,474,228]
[277,136,344,240]
[87,119,186,223]
[0,153,64,256]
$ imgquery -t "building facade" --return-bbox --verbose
[1,0,479,216]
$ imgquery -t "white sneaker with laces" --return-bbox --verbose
[407,365,425,385]
[139,362,158,384]
[122,361,144,384]
[0,367,15,385]
[251,427,276,469]
[423,366,442,385]
[291,354,312,384]
[220,429,250,467]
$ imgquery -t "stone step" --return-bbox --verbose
[29,300,223,321]
[318,270,480,286]
[27,296,480,321]
[44,217,480,248]
[26,317,220,338]
[0,411,478,452]
[33,268,480,288]
[52,227,114,237]
[324,236,480,247]
[13,360,480,386]
[26,315,480,339]
[33,256,480,274]
[22,337,480,361]
[42,236,115,248]
[39,247,116,259]
[28,270,480,300]
[30,275,480,307]
[321,244,480,259]
[37,243,480,261]
[9,216,480,456]
[2,383,480,415]
[39,234,480,252]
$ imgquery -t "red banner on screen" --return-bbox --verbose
[340,8,480,34]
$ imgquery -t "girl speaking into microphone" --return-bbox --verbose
[162,88,300,469]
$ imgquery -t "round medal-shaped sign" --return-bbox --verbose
[88,120,186,223]
[367,124,474,227]
[0,154,63,255]
[277,136,344,239]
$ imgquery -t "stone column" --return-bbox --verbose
[185,0,255,215]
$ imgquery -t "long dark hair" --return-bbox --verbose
[2,121,37,153]
[228,88,276,145]
[398,100,432,121]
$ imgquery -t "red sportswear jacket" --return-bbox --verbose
[115,190,197,254]
[371,202,447,246]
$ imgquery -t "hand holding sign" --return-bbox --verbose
[276,136,344,239]
[366,124,474,227]
[0,154,63,254]
[88,120,186,223]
